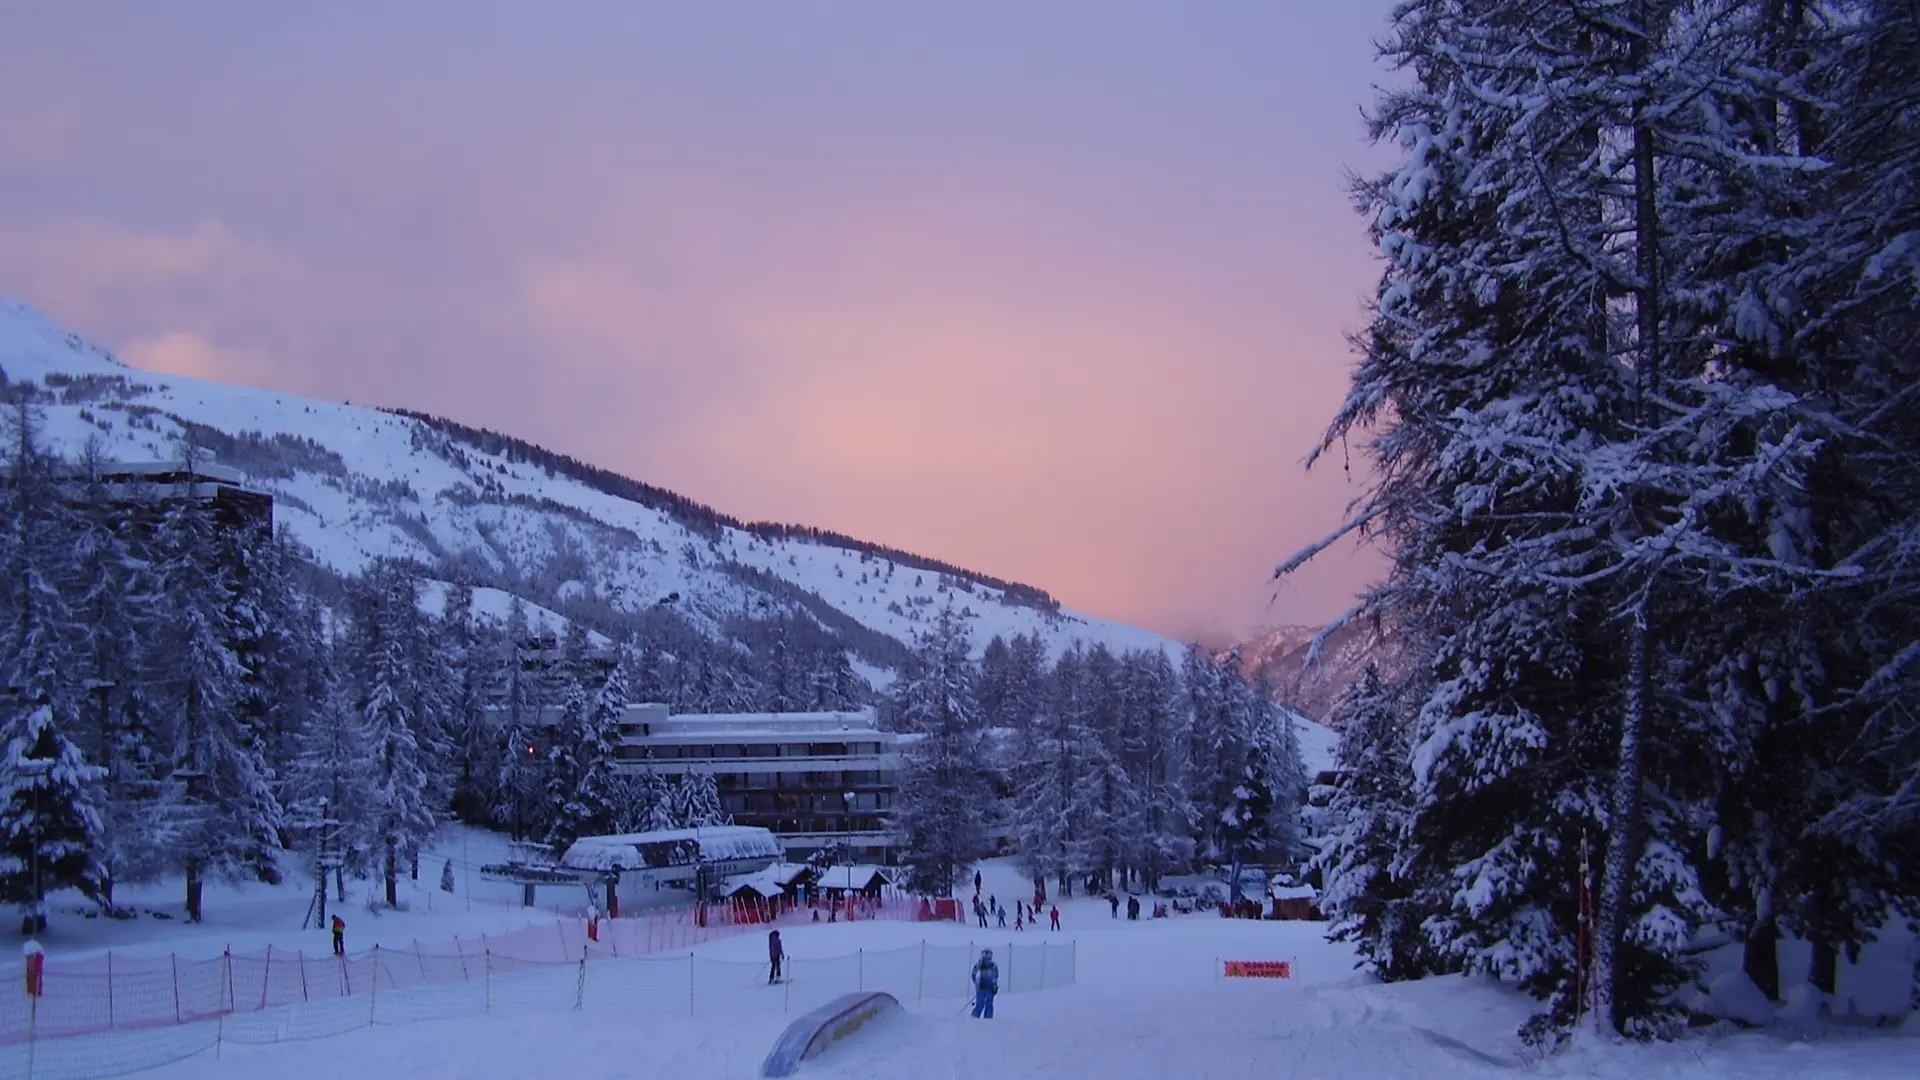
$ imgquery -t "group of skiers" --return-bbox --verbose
[973,894,1061,931]
[1105,893,1142,920]
[974,872,1060,932]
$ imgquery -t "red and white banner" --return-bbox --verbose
[1222,960,1292,979]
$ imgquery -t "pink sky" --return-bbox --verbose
[0,2,1395,642]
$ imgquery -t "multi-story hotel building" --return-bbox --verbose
[610,705,900,864]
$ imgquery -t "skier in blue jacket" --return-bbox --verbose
[971,948,999,1019]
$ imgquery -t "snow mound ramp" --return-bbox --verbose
[762,991,902,1077]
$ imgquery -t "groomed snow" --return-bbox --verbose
[30,857,1910,1080]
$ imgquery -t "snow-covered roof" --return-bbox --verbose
[814,865,893,891]
[648,710,884,738]
[720,861,816,897]
[722,876,784,898]
[559,826,784,872]
[764,862,816,887]
[1272,884,1318,901]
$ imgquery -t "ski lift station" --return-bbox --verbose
[560,825,785,914]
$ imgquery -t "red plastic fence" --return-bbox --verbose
[4,895,922,1046]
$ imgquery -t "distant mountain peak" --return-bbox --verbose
[0,297,1182,678]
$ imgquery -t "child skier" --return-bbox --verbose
[970,948,999,1019]
[768,929,784,984]
[330,914,346,956]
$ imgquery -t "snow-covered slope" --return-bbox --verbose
[0,297,1179,668]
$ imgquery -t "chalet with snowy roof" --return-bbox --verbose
[813,864,893,899]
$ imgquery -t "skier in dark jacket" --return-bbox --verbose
[768,929,784,984]
[1108,893,1120,918]
[971,948,999,1018]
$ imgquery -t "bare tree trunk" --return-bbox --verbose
[1809,936,1838,998]
[1596,593,1653,1032]
[185,862,204,924]
[1597,14,1666,1030]
[1744,916,1781,1002]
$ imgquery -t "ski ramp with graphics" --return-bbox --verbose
[761,992,902,1076]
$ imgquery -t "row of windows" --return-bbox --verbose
[636,742,886,760]
[729,814,887,835]
[720,792,891,815]
[712,771,892,790]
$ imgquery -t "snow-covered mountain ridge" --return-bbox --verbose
[0,296,1180,673]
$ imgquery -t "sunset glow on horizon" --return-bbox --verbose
[0,1,1398,641]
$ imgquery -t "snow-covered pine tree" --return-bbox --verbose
[1012,645,1095,896]
[1253,692,1310,865]
[152,447,283,922]
[1118,648,1195,890]
[976,635,1016,728]
[282,635,373,925]
[1685,0,1920,1010]
[355,562,437,907]
[64,438,168,905]
[1182,645,1247,863]
[885,607,990,896]
[495,597,547,840]
[1277,0,1863,1040]
[0,401,105,931]
[673,770,729,828]
[1316,662,1426,980]
[1075,644,1135,893]
[1004,633,1048,728]
[756,618,805,713]
[806,646,862,712]
[403,582,458,833]
[544,654,629,851]
[636,770,679,832]
[442,583,500,824]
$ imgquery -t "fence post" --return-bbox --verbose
[858,949,864,991]
[300,948,310,1002]
[25,974,36,1080]
[106,951,115,1029]
[574,957,586,1012]
[172,954,183,1023]
[260,947,272,1010]
[1007,943,1014,992]
[484,950,492,1013]
[1040,943,1048,989]
[370,945,380,1024]
[223,948,234,1014]
[689,953,697,1017]
[917,941,926,1001]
